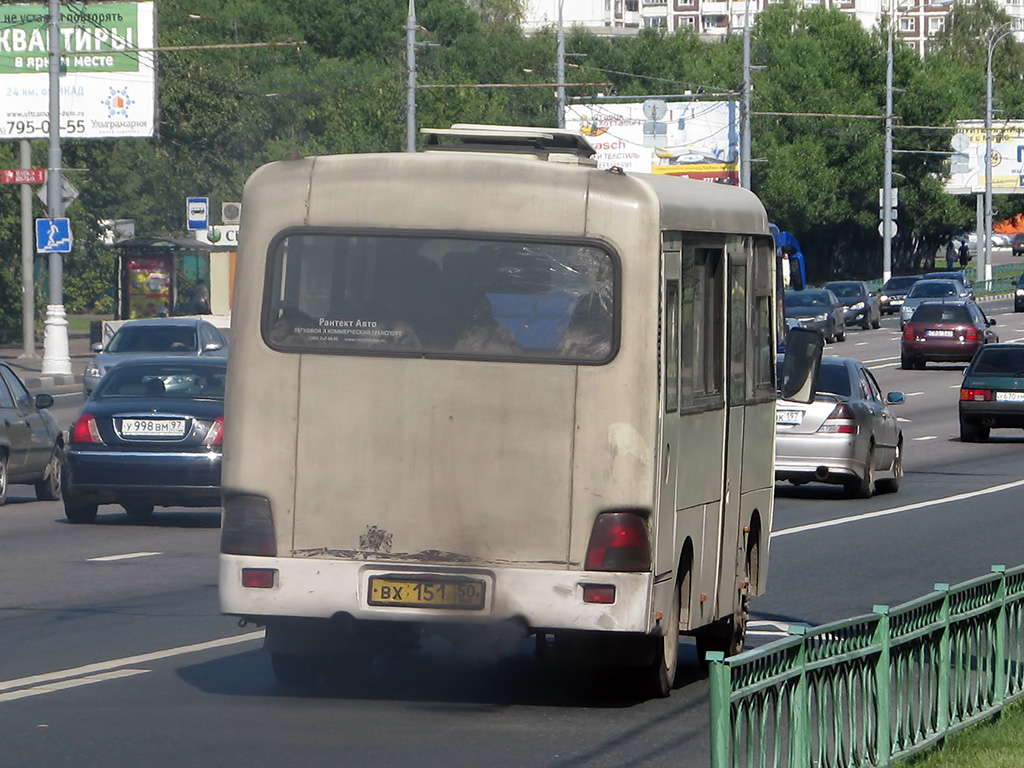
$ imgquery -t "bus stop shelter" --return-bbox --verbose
[110,237,235,320]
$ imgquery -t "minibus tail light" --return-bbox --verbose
[71,413,102,444]
[585,511,651,572]
[221,495,277,556]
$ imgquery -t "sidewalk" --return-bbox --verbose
[0,329,92,392]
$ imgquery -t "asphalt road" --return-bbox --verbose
[2,301,1023,768]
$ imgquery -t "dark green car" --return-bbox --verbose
[959,344,1024,442]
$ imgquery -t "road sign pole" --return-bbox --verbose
[41,0,70,377]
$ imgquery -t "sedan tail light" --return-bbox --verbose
[902,324,915,339]
[70,413,103,444]
[961,388,992,402]
[818,402,858,434]
[964,326,979,341]
[204,416,224,447]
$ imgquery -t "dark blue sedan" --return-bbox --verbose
[63,357,226,523]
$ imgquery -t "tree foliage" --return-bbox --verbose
[1,0,1023,335]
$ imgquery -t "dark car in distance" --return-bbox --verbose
[822,280,882,330]
[901,301,997,370]
[1011,233,1024,258]
[783,288,846,343]
[1015,273,1024,313]
[878,275,921,315]
[0,361,64,504]
[959,344,1024,442]
[63,357,227,524]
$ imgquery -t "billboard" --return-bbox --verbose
[0,2,156,139]
[564,100,740,183]
[945,120,1024,196]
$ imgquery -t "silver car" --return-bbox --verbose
[84,318,229,394]
[775,356,904,498]
[898,279,971,328]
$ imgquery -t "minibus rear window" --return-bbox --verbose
[262,232,617,363]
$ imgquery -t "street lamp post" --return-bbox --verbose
[983,21,1014,284]
[41,0,70,377]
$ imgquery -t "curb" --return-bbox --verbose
[22,373,83,392]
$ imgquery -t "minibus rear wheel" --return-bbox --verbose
[643,577,681,699]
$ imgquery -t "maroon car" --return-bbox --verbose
[901,301,998,370]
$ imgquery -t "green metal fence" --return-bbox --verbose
[708,563,1024,768]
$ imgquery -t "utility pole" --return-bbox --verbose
[740,0,752,189]
[556,1,566,129]
[20,140,35,358]
[983,22,1014,285]
[881,5,895,284]
[406,0,417,152]
[42,0,70,376]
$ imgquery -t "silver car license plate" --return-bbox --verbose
[776,410,803,425]
[120,418,186,437]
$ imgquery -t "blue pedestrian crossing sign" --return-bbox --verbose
[36,218,73,253]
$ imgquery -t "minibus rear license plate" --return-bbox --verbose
[368,575,486,610]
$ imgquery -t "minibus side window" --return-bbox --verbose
[681,246,725,408]
[665,280,679,412]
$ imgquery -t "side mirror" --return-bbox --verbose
[886,392,905,406]
[90,342,104,352]
[779,327,825,404]
[202,343,222,353]
[988,319,997,326]
[34,393,54,409]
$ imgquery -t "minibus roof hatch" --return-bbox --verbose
[421,124,598,166]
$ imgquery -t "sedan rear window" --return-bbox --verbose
[777,361,851,397]
[99,365,226,400]
[107,325,198,353]
[972,348,1024,375]
[909,305,970,323]
[909,282,957,298]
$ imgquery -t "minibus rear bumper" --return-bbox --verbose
[219,554,655,634]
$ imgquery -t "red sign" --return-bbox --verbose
[1,168,47,185]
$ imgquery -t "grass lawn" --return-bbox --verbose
[903,700,1024,767]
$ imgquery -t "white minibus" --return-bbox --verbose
[220,125,805,698]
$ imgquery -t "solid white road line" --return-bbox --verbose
[0,630,265,696]
[0,669,150,703]
[913,435,939,441]
[88,552,162,562]
[772,477,1024,539]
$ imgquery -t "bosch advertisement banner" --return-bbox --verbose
[564,100,740,184]
[0,2,156,139]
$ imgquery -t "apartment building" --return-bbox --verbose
[523,0,1024,56]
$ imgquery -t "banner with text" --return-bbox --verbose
[945,120,1024,196]
[564,100,739,183]
[0,1,156,139]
